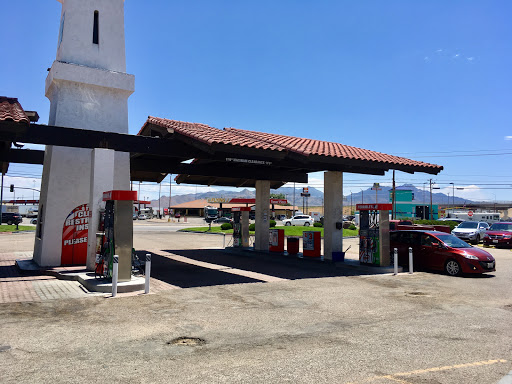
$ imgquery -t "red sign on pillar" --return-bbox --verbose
[61,204,89,265]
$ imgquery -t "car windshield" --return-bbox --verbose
[489,223,512,231]
[457,222,478,229]
[436,234,471,248]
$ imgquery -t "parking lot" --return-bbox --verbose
[0,226,511,383]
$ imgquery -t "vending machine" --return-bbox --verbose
[357,204,391,266]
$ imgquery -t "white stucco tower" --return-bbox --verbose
[34,0,134,266]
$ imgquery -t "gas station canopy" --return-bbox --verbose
[133,116,443,186]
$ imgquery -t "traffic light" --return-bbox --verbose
[10,184,14,192]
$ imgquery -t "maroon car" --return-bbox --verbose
[483,222,512,248]
[390,230,496,276]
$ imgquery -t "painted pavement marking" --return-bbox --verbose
[345,359,508,384]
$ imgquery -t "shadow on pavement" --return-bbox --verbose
[135,248,360,289]
[138,251,261,288]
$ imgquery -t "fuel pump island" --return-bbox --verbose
[81,190,146,293]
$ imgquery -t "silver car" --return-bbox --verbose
[282,215,315,226]
[451,221,489,244]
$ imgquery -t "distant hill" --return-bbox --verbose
[149,184,474,208]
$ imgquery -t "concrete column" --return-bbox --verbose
[255,180,270,252]
[324,171,344,262]
[86,149,115,271]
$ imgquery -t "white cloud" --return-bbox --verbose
[453,54,460,58]
[467,57,474,61]
[505,136,512,140]
[436,49,443,53]
[441,185,487,202]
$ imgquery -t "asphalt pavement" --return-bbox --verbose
[0,228,511,383]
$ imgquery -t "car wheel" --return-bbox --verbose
[7,220,12,225]
[285,222,291,226]
[445,259,462,276]
[304,222,310,226]
[472,235,480,245]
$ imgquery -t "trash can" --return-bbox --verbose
[287,236,299,255]
[332,251,345,262]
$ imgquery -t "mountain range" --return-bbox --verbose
[149,184,474,208]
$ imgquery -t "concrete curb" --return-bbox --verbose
[15,259,146,293]
[498,370,512,384]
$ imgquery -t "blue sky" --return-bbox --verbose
[1,1,511,203]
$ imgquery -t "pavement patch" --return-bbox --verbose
[168,337,206,346]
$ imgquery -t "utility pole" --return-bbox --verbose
[138,182,141,212]
[158,182,161,218]
[429,179,433,220]
[350,191,353,215]
[451,182,455,209]
[392,170,396,220]
[361,189,364,204]
[292,182,296,216]
[169,174,172,218]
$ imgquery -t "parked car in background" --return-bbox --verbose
[138,214,148,220]
[133,213,138,220]
[390,230,496,276]
[213,217,233,224]
[451,221,489,244]
[1,212,22,225]
[483,222,512,248]
[30,218,38,225]
[282,215,314,226]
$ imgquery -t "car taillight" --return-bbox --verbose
[504,235,512,239]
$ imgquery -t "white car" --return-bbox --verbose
[282,215,315,226]
[451,221,489,244]
[138,214,148,220]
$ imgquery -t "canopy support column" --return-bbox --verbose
[255,180,270,252]
[324,171,344,262]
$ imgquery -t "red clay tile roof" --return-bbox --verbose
[0,97,30,124]
[225,128,442,171]
[141,116,442,173]
[144,116,284,151]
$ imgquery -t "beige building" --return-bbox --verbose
[169,199,298,218]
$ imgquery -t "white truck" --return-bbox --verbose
[445,211,500,224]
[17,205,38,217]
